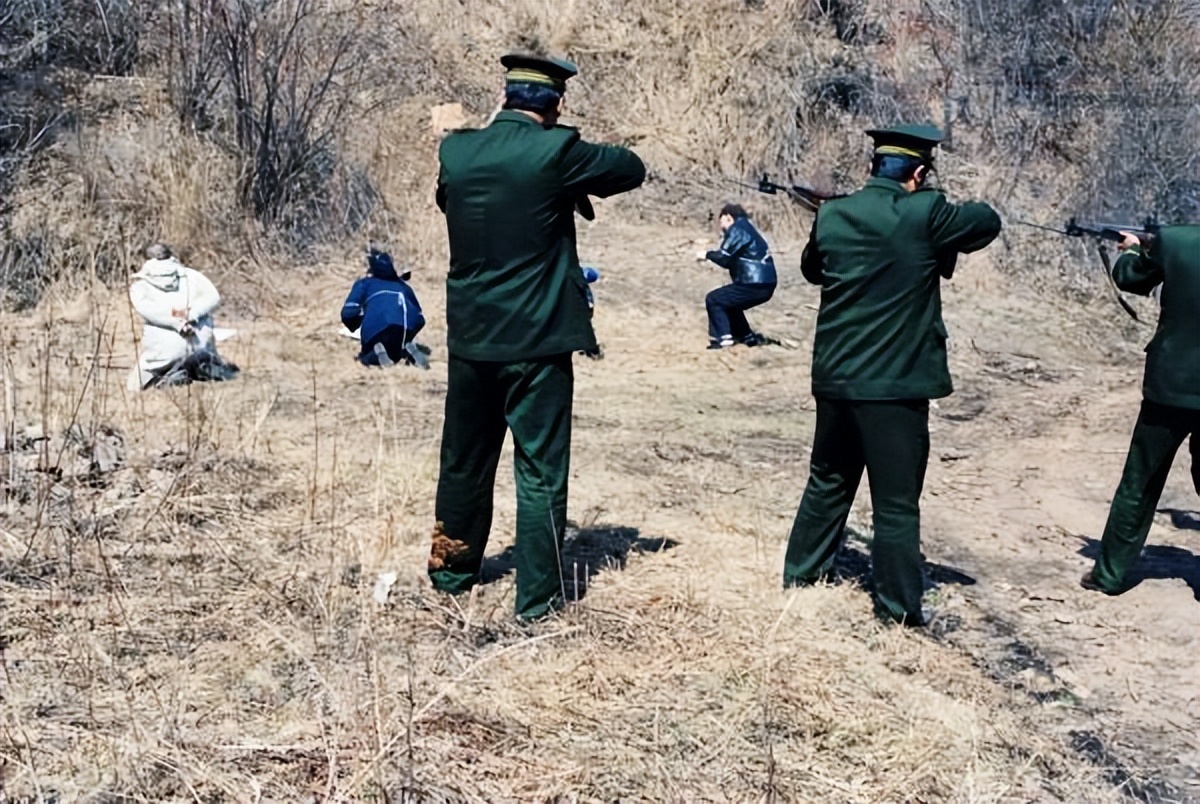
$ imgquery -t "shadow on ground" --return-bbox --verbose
[1157,508,1200,531]
[1077,538,1200,600]
[480,524,680,602]
[835,529,977,592]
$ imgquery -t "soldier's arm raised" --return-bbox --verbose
[560,137,646,198]
[435,163,448,213]
[799,218,825,285]
[927,192,1002,255]
[1110,242,1163,296]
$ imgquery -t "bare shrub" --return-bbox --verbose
[162,0,226,133]
[156,0,380,247]
[1,114,240,310]
[1068,0,1200,222]
[919,0,1200,222]
[0,0,141,76]
[811,0,888,44]
[0,0,146,305]
[0,71,68,203]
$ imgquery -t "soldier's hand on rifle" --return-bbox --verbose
[1117,232,1141,252]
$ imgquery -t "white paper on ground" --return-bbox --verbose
[373,571,399,604]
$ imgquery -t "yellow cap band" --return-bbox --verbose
[875,145,927,158]
[505,68,562,88]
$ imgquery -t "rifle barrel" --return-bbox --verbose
[1014,220,1071,236]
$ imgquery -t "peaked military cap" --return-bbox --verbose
[865,123,944,160]
[501,53,578,92]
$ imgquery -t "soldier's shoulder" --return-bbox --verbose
[897,186,951,215]
[440,126,482,145]
[545,124,583,145]
[1158,224,1200,256]
[438,127,485,163]
[905,186,947,203]
[1160,223,1200,239]
[816,191,855,217]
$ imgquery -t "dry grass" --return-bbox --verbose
[2,1,1197,800]
[0,218,1149,802]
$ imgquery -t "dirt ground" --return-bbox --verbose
[1,216,1197,801]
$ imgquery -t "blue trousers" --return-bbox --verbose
[705,282,775,339]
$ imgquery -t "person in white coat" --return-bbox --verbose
[128,243,238,390]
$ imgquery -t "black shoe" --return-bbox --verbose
[742,332,766,347]
[1080,570,1120,595]
[874,601,928,627]
[707,336,734,350]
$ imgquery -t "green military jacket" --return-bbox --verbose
[436,111,645,361]
[800,177,1001,400]
[1112,224,1200,410]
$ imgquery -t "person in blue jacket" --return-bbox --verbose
[341,248,428,368]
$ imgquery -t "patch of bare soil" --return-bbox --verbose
[1,220,1196,801]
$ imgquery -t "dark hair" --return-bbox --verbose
[871,153,931,183]
[144,243,172,260]
[367,249,397,279]
[720,203,749,219]
[503,82,563,116]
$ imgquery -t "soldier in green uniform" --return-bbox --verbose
[783,124,1002,625]
[1082,225,1200,594]
[428,53,646,621]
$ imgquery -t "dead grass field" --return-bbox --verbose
[3,0,1199,800]
[2,212,1197,801]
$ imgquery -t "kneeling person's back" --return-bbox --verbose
[341,248,427,368]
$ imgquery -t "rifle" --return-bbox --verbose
[1014,217,1160,322]
[730,174,845,214]
[1015,216,1159,243]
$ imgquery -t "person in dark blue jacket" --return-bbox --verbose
[341,248,428,368]
[700,204,777,350]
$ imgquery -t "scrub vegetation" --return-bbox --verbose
[1,0,1198,800]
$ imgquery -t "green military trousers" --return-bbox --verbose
[1090,400,1200,593]
[429,353,574,620]
[784,398,930,624]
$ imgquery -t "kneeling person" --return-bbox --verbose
[702,204,777,349]
[128,243,239,390]
[341,248,428,369]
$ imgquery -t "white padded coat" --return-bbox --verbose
[128,257,221,389]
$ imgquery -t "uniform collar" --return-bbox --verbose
[492,109,544,126]
[864,176,909,194]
